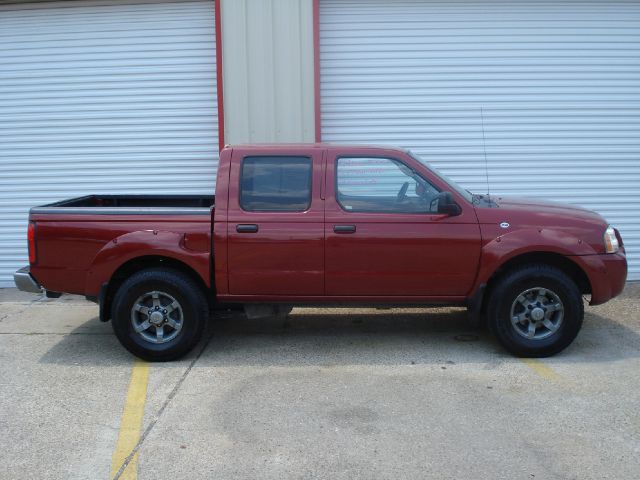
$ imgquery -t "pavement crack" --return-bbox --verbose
[111,328,214,480]
[0,296,45,323]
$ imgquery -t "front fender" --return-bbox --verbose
[84,230,210,296]
[473,226,599,292]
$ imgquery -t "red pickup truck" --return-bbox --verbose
[15,144,627,360]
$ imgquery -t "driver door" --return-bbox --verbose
[324,149,481,297]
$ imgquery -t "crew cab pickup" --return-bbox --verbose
[15,144,627,360]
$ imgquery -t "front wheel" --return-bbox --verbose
[111,268,208,361]
[487,264,584,357]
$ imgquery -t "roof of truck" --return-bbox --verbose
[223,143,408,152]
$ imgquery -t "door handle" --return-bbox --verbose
[333,225,356,234]
[236,224,259,233]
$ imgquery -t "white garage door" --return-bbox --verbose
[320,0,640,281]
[0,0,219,287]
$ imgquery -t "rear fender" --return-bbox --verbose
[84,230,210,296]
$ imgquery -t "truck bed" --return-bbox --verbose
[31,194,214,215]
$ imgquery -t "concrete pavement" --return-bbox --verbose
[0,285,639,479]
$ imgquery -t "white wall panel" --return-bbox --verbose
[320,0,640,280]
[0,0,218,287]
[220,0,315,144]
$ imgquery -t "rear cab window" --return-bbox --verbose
[240,156,312,212]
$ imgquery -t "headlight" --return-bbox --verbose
[604,225,619,254]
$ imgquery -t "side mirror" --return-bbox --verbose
[436,191,462,216]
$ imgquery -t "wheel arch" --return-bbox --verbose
[480,251,592,316]
[100,255,213,322]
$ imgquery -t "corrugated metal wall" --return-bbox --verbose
[220,0,315,144]
[0,0,219,287]
[320,0,640,280]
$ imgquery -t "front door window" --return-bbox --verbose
[336,157,440,214]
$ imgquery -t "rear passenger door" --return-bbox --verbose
[226,149,324,295]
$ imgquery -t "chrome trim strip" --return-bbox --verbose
[30,207,212,216]
[14,266,42,293]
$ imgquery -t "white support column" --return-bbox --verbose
[220,0,315,144]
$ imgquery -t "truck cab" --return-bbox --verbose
[215,145,480,300]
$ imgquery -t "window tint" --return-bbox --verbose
[240,156,312,212]
[336,157,440,213]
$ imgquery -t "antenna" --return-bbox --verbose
[480,107,491,199]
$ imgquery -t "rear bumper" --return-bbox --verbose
[14,266,42,294]
[578,251,628,305]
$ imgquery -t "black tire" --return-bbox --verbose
[111,268,208,361]
[487,264,584,357]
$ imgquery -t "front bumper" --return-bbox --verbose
[578,251,627,305]
[14,266,42,293]
[597,251,628,302]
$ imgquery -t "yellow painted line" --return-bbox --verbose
[521,358,562,381]
[111,359,150,480]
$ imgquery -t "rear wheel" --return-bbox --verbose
[111,268,208,361]
[487,264,584,357]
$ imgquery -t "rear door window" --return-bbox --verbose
[240,156,312,212]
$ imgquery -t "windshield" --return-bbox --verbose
[407,151,474,203]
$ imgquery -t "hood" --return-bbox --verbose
[474,196,609,252]
[488,196,605,224]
